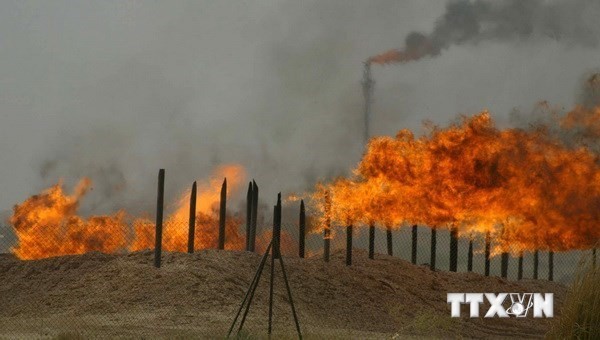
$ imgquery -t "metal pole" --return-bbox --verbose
[187,181,197,254]
[154,169,165,268]
[218,178,227,250]
[430,227,437,271]
[411,225,418,264]
[299,200,305,258]
[368,224,375,260]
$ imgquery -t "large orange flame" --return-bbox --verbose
[310,108,600,254]
[9,165,247,259]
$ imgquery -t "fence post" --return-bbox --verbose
[250,180,259,252]
[274,193,282,259]
[346,225,353,266]
[449,226,458,272]
[324,191,331,262]
[245,181,253,251]
[548,251,554,281]
[386,225,393,256]
[299,200,305,258]
[411,225,418,265]
[501,252,509,278]
[484,231,491,276]
[154,169,165,268]
[518,251,523,280]
[187,181,197,254]
[430,227,437,271]
[218,178,227,250]
[467,238,473,272]
[533,250,539,279]
[368,224,375,260]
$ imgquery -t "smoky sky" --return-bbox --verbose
[1,0,599,218]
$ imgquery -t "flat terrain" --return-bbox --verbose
[0,250,566,339]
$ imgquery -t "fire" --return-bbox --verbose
[310,109,600,254]
[9,165,247,259]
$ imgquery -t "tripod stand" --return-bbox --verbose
[227,194,302,339]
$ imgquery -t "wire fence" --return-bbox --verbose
[0,219,597,338]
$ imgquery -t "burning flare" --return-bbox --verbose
[310,108,600,254]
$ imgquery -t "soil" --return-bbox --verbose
[0,249,566,339]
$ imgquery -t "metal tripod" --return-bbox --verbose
[227,194,302,339]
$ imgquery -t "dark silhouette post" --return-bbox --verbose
[430,227,437,271]
[386,225,393,256]
[533,250,539,279]
[346,225,353,266]
[368,224,375,260]
[218,178,227,250]
[467,237,473,272]
[245,181,253,251]
[154,169,165,268]
[548,251,554,281]
[187,181,197,254]
[449,226,458,272]
[501,252,509,278]
[484,231,491,276]
[250,180,259,252]
[299,200,306,258]
[411,225,418,264]
[518,251,524,280]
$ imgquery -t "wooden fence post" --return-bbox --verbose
[484,231,491,276]
[411,225,418,265]
[533,250,539,279]
[324,191,331,262]
[299,200,305,258]
[274,193,282,259]
[187,181,197,254]
[346,225,353,266]
[430,227,437,271]
[518,251,524,280]
[548,251,554,281]
[449,226,458,272]
[368,224,375,260]
[218,178,227,250]
[467,238,474,272]
[245,181,253,251]
[154,169,165,268]
[501,252,509,278]
[386,225,393,256]
[250,180,259,252]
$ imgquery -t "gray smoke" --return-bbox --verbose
[371,0,600,63]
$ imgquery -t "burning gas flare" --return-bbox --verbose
[310,107,600,254]
[10,165,247,259]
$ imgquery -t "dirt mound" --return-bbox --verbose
[0,249,566,338]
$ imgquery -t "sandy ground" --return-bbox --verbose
[0,250,566,339]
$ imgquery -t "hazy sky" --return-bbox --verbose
[1,0,599,217]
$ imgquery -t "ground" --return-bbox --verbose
[0,250,566,339]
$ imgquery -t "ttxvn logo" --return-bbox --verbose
[447,293,553,318]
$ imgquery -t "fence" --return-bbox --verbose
[0,170,597,338]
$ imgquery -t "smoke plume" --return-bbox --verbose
[370,0,600,64]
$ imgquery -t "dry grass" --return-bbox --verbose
[547,252,599,339]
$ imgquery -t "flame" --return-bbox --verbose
[309,110,600,254]
[9,165,247,259]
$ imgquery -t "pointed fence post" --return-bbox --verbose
[299,200,305,258]
[533,250,539,279]
[518,251,524,280]
[323,191,331,262]
[154,169,165,268]
[467,238,474,272]
[386,225,393,256]
[501,252,509,278]
[548,251,554,281]
[245,182,253,251]
[346,225,353,266]
[187,181,197,254]
[368,224,375,260]
[250,180,259,252]
[484,231,491,276]
[430,227,437,271]
[411,225,418,265]
[218,178,227,250]
[449,226,458,272]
